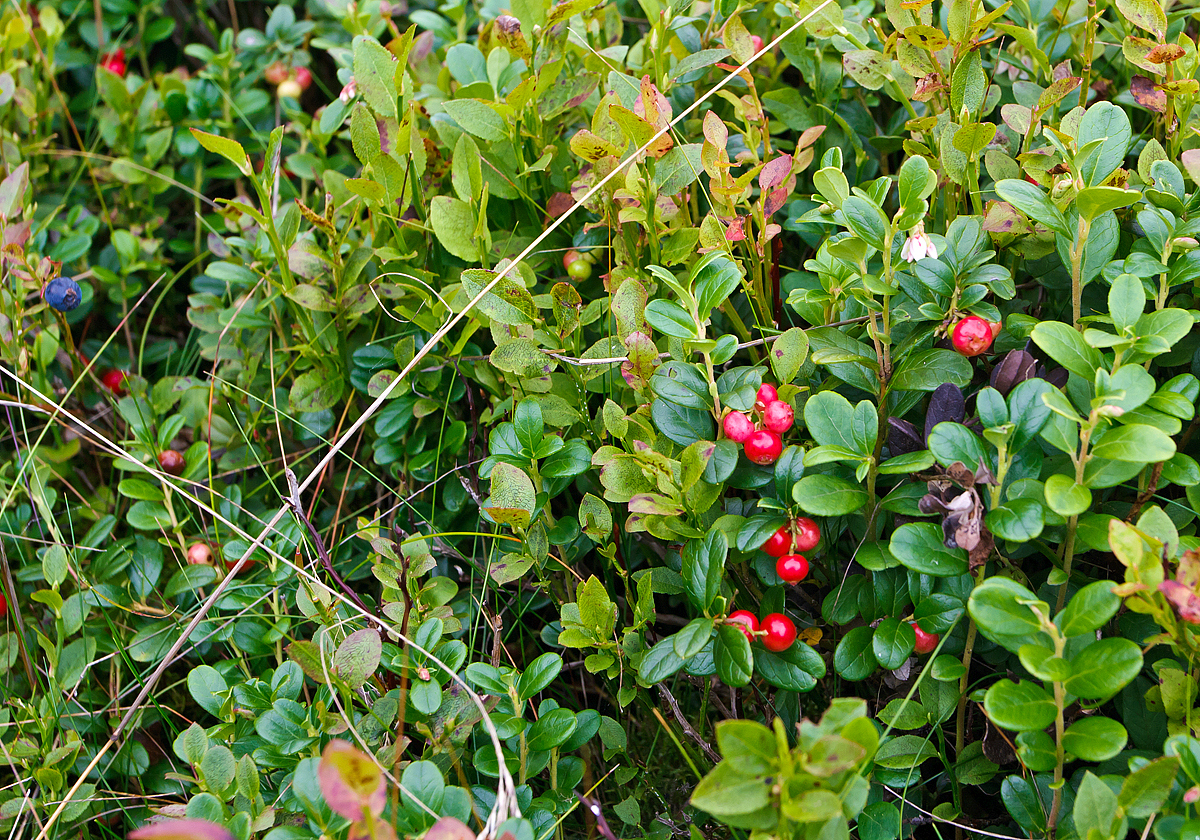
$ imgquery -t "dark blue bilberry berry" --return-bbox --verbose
[43,276,82,312]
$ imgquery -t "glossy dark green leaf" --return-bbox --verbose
[872,618,916,669]
[714,625,753,687]
[888,523,968,577]
[833,625,878,680]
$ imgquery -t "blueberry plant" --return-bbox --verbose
[6,0,1200,837]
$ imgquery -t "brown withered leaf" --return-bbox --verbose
[919,464,995,559]
[982,718,1018,765]
[1131,75,1167,113]
[969,527,995,571]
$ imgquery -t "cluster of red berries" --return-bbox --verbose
[761,517,820,583]
[723,383,793,465]
[726,610,797,652]
[951,315,1001,357]
[563,249,596,281]
[101,47,126,76]
[265,62,314,99]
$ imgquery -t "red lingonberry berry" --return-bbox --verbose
[726,610,759,642]
[563,249,583,272]
[0,591,7,618]
[187,543,213,566]
[225,552,254,575]
[101,370,127,396]
[761,525,792,557]
[756,383,779,406]
[723,411,754,443]
[762,400,794,434]
[793,517,820,552]
[750,35,765,53]
[158,450,186,476]
[952,316,998,357]
[760,613,797,652]
[294,66,313,90]
[912,622,940,654]
[776,554,809,583]
[101,47,126,76]
[744,429,783,465]
[264,62,289,85]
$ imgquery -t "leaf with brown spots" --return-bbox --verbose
[1131,75,1167,112]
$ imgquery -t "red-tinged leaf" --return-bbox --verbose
[319,740,387,820]
[546,192,575,218]
[426,817,476,840]
[129,819,236,840]
[797,125,826,149]
[348,820,399,840]
[1181,149,1200,183]
[1160,580,1200,623]
[759,155,792,192]
[764,187,790,217]
[703,111,727,148]
[1131,75,1167,113]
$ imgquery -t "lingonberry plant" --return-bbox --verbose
[5,0,1200,837]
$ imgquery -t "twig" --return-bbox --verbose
[577,794,620,840]
[283,468,370,614]
[659,685,721,763]
[1126,461,1164,524]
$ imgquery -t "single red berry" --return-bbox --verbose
[225,553,254,576]
[0,591,7,618]
[776,554,809,584]
[264,61,289,85]
[952,316,997,357]
[761,525,793,557]
[726,610,759,642]
[187,542,213,566]
[101,369,127,396]
[563,249,583,272]
[756,383,779,406]
[793,517,820,552]
[750,35,765,53]
[723,411,754,443]
[158,450,186,476]
[101,47,126,76]
[294,66,313,90]
[912,622,940,654]
[744,429,783,465]
[762,400,794,434]
[760,613,796,652]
